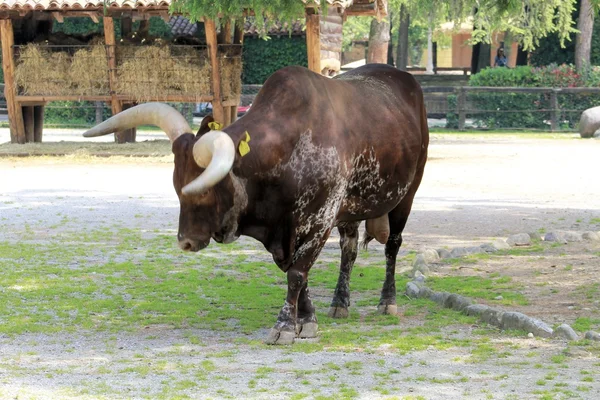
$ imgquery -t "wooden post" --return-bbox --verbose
[229,20,245,124]
[22,106,35,142]
[33,105,44,142]
[205,19,225,125]
[103,16,132,143]
[457,87,466,131]
[306,11,321,73]
[550,89,559,132]
[0,19,26,144]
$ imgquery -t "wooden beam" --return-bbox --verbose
[305,11,321,74]
[233,19,244,45]
[52,12,64,23]
[218,19,232,44]
[0,19,26,144]
[103,16,126,142]
[205,19,225,125]
[22,106,35,143]
[33,105,44,142]
[17,95,214,103]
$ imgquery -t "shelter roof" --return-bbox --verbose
[0,0,386,15]
[0,0,169,11]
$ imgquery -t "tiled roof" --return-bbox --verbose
[0,0,382,12]
[0,0,170,10]
[169,15,197,36]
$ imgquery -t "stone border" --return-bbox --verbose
[406,231,600,342]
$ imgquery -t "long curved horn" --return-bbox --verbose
[182,130,235,195]
[82,103,192,142]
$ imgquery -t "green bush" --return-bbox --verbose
[242,36,307,84]
[450,64,600,129]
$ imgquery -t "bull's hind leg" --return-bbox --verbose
[328,221,360,318]
[379,187,422,315]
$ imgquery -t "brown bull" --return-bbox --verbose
[83,64,429,344]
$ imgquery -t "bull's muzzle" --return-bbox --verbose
[177,234,210,252]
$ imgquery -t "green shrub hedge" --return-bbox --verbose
[447,64,600,129]
[242,36,307,84]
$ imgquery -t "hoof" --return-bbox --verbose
[265,328,295,345]
[297,322,318,338]
[328,306,349,318]
[377,304,398,315]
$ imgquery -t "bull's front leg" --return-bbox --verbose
[266,232,329,345]
[328,221,359,318]
[265,268,309,345]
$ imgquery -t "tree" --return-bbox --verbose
[367,17,390,63]
[396,3,410,70]
[576,0,595,71]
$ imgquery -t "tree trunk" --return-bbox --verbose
[396,4,410,71]
[367,17,390,64]
[425,26,434,74]
[575,0,594,71]
[515,45,528,66]
[387,11,394,66]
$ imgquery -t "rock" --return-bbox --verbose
[528,231,541,241]
[430,291,451,306]
[406,282,420,299]
[506,233,531,246]
[414,274,426,285]
[413,264,430,276]
[422,249,440,263]
[436,248,452,259]
[418,286,434,299]
[582,231,600,241]
[479,243,498,253]
[553,324,579,341]
[491,240,510,250]
[481,308,504,327]
[450,247,470,258]
[494,295,504,300]
[500,312,553,338]
[579,106,600,138]
[544,232,567,244]
[412,254,427,267]
[466,246,483,254]
[464,304,491,317]
[594,128,600,138]
[563,231,582,242]
[444,293,473,312]
[412,255,430,276]
[584,331,600,341]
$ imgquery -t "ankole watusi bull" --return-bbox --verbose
[83,64,429,344]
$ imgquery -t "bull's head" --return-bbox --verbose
[83,103,240,252]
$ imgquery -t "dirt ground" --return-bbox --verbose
[1,132,600,399]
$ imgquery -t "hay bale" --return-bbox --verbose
[70,43,109,95]
[169,47,212,96]
[220,55,242,101]
[116,45,173,100]
[117,44,212,101]
[15,44,71,95]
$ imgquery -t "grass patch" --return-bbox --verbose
[427,276,529,306]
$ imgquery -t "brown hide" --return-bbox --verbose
[175,64,428,271]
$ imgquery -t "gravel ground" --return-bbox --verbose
[1,131,600,399]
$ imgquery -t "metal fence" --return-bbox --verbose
[2,84,599,132]
[423,86,600,131]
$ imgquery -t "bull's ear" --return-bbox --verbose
[196,115,215,137]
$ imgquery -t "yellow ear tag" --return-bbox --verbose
[208,121,223,130]
[238,131,251,157]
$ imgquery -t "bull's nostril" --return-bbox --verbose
[179,239,193,251]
